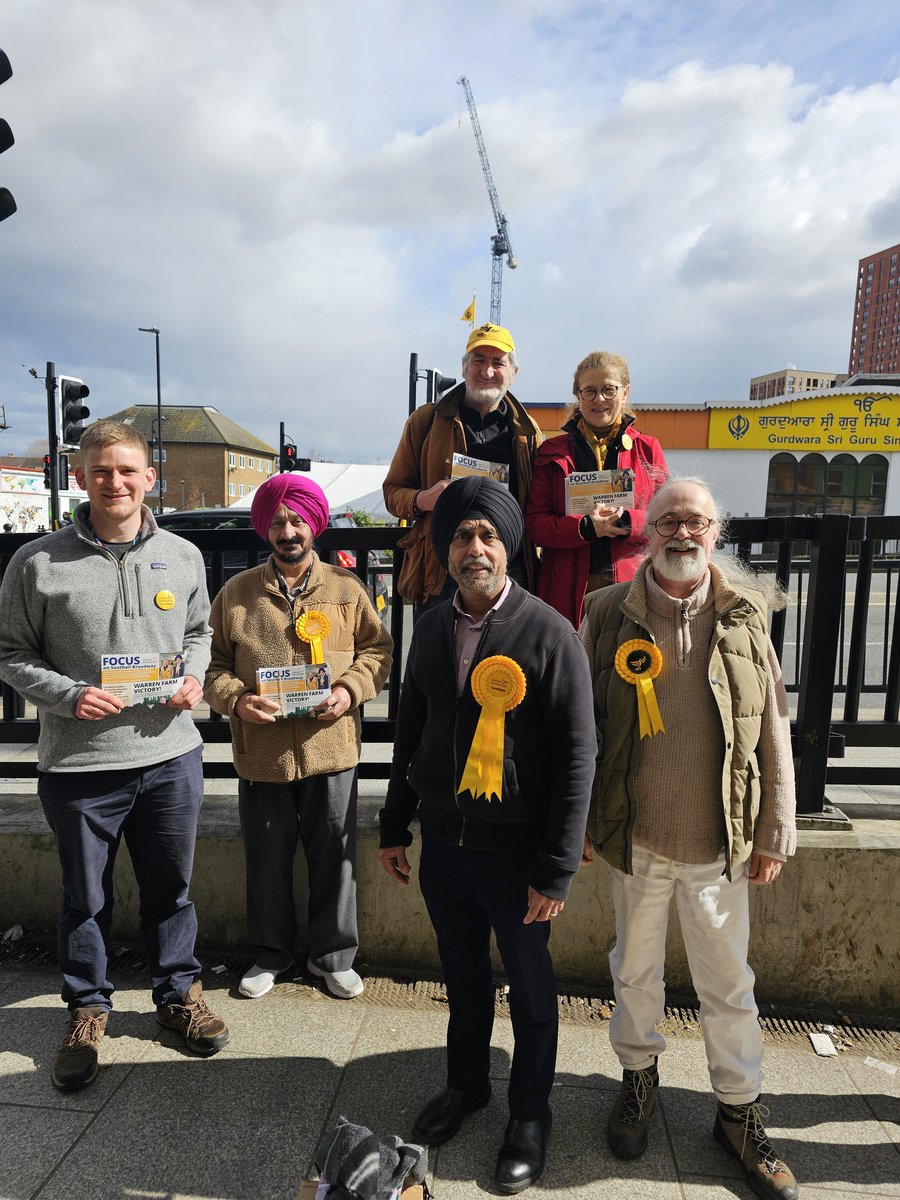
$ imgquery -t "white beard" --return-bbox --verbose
[465,384,505,410]
[651,539,708,583]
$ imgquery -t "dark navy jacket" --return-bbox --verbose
[379,582,596,900]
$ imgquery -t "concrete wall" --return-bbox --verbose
[2,795,897,1017]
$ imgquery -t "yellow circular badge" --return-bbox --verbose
[154,590,176,611]
[621,433,633,452]
[470,655,526,712]
[295,610,331,642]
[615,639,662,683]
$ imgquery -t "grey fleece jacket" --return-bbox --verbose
[0,503,211,772]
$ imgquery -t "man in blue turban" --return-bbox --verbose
[378,477,596,1194]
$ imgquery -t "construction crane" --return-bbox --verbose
[457,74,517,324]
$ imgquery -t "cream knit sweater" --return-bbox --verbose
[630,568,795,864]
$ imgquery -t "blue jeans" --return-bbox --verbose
[38,747,204,1011]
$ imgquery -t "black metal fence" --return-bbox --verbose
[2,516,898,814]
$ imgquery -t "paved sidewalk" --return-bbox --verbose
[1,965,897,1200]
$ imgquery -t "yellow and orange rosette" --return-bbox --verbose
[615,639,665,739]
[458,655,526,804]
[295,609,330,664]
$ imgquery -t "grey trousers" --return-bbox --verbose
[238,769,359,973]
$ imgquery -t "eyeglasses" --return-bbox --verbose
[578,384,622,402]
[651,514,715,536]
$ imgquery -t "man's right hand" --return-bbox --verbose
[414,479,452,513]
[234,693,281,724]
[378,845,411,885]
[75,686,126,721]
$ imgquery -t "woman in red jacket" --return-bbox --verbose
[525,351,667,627]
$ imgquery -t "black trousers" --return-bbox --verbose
[238,770,359,973]
[419,824,558,1120]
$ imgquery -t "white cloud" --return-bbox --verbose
[1,1,900,463]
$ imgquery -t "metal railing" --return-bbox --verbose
[2,516,898,812]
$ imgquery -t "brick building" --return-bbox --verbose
[849,242,900,375]
[748,367,841,403]
[88,405,277,509]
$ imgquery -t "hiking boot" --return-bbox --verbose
[52,1006,108,1091]
[607,1059,659,1159]
[156,981,230,1055]
[714,1098,799,1199]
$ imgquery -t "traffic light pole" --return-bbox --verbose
[45,360,60,529]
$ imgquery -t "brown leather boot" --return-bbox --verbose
[156,981,229,1055]
[714,1098,799,1199]
[52,1006,108,1091]
[607,1059,659,1159]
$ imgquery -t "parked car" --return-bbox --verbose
[156,507,389,615]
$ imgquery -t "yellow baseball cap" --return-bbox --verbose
[466,323,515,355]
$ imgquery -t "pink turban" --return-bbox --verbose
[250,473,330,541]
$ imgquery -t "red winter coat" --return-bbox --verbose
[524,419,667,628]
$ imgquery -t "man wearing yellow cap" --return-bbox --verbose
[383,324,542,614]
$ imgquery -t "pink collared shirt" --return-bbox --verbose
[452,577,513,695]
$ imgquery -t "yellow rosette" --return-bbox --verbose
[458,655,526,804]
[615,639,665,739]
[295,609,330,664]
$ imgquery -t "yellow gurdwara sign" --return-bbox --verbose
[709,393,900,452]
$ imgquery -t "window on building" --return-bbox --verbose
[239,455,245,469]
[765,453,888,518]
[239,484,245,497]
[229,483,236,497]
[229,453,235,467]
[248,457,254,470]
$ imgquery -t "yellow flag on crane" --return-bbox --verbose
[460,296,476,326]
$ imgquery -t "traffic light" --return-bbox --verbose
[43,454,52,490]
[279,432,312,473]
[0,49,15,224]
[58,375,91,449]
[425,369,456,405]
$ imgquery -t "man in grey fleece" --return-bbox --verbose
[0,420,228,1091]
[580,478,798,1200]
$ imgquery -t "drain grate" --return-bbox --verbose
[3,934,897,1061]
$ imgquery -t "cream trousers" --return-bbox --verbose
[608,843,764,1104]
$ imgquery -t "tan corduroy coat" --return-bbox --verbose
[382,383,542,603]
[204,554,393,783]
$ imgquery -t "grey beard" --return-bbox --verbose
[464,384,506,413]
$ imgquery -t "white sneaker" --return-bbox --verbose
[238,964,279,999]
[306,958,364,999]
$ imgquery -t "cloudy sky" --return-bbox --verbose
[2,0,899,462]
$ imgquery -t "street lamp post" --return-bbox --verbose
[138,326,163,514]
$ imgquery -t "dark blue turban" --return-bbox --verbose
[430,476,524,569]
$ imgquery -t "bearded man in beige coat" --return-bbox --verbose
[580,478,798,1200]
[205,474,392,1001]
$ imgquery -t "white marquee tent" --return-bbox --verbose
[229,462,394,521]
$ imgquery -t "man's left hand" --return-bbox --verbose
[315,684,353,721]
[164,675,203,710]
[748,851,782,885]
[523,886,565,924]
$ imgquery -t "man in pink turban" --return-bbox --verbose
[205,471,393,1002]
[250,473,330,542]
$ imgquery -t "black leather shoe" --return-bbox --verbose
[411,1084,492,1145]
[495,1109,552,1194]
